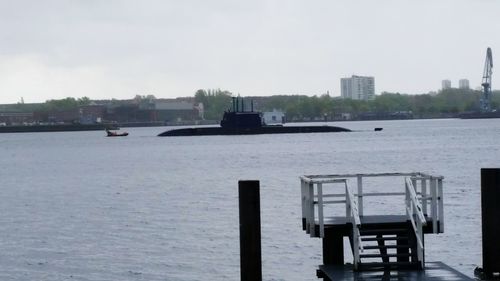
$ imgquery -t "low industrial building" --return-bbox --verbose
[262,109,285,125]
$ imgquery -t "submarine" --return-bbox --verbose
[158,97,351,137]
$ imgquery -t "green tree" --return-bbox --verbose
[194,89,233,120]
[78,96,91,106]
[44,97,78,111]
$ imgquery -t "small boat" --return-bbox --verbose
[106,129,128,137]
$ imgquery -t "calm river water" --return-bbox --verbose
[0,118,498,281]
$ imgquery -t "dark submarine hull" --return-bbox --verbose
[158,125,351,136]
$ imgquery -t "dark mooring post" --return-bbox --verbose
[323,228,344,265]
[481,168,500,277]
[239,180,262,281]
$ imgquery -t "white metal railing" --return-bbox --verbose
[301,172,444,269]
[300,172,444,270]
[345,182,363,269]
[300,172,444,237]
[405,177,426,268]
[300,177,347,237]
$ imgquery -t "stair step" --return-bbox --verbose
[358,261,419,270]
[360,228,408,235]
[363,245,410,250]
[361,236,408,242]
[360,253,411,258]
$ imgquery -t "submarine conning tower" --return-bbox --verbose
[220,97,262,129]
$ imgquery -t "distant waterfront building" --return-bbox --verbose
[0,112,33,125]
[340,75,375,100]
[153,101,199,122]
[262,109,285,125]
[459,79,470,89]
[441,79,452,90]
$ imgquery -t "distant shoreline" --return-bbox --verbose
[0,120,220,133]
[0,123,114,133]
[2,116,492,134]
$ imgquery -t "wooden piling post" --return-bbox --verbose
[481,169,500,277]
[323,228,344,265]
[239,180,262,281]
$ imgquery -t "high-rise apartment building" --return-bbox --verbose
[442,80,452,90]
[340,75,375,100]
[459,79,470,89]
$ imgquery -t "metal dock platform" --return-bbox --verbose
[300,172,473,280]
[318,262,473,281]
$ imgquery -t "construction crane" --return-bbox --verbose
[480,47,493,112]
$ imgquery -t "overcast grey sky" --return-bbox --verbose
[0,0,498,103]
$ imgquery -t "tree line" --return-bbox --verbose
[194,88,500,120]
[3,88,499,121]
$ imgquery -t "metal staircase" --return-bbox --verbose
[351,177,427,270]
[300,172,444,272]
[356,225,419,270]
